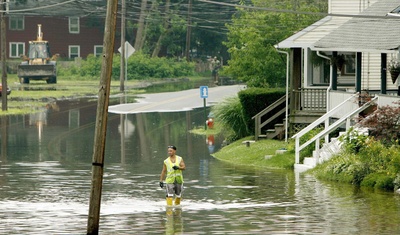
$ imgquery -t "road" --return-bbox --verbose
[108,85,246,114]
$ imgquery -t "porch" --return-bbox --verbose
[253,87,400,141]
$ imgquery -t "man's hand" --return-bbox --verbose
[172,165,180,170]
[159,182,164,188]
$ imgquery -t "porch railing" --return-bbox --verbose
[293,88,326,112]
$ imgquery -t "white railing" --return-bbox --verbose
[292,93,378,164]
[329,91,358,118]
[377,94,400,107]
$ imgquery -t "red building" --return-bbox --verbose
[5,1,121,60]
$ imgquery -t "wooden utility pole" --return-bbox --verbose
[185,0,192,61]
[1,0,8,111]
[120,0,126,92]
[86,0,118,234]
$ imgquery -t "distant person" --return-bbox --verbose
[159,145,186,206]
[210,56,221,83]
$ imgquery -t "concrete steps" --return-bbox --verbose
[295,128,368,172]
[259,123,285,140]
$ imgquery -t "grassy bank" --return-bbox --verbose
[308,133,400,192]
[211,136,294,169]
[1,74,205,116]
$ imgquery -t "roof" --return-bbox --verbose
[275,16,352,49]
[313,0,400,53]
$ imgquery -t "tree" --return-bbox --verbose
[152,0,171,57]
[224,0,327,87]
[134,0,148,51]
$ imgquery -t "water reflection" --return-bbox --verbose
[1,99,400,234]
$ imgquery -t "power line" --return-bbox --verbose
[198,0,400,20]
[0,0,78,13]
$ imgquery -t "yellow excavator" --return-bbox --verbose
[17,24,58,84]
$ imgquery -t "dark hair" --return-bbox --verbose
[168,145,177,150]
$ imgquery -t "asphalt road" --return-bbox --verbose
[108,84,246,114]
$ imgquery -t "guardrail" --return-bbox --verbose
[292,93,378,164]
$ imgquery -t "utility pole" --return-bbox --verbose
[185,0,192,62]
[119,0,126,92]
[86,0,118,234]
[1,0,8,111]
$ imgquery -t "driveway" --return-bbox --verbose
[108,85,246,114]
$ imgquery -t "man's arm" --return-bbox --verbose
[179,159,186,171]
[160,163,166,181]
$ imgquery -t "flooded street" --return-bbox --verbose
[1,93,400,234]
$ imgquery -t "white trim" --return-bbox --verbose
[8,15,24,30]
[68,45,80,58]
[94,45,103,57]
[304,48,311,87]
[69,17,80,34]
[311,46,397,54]
[9,42,25,58]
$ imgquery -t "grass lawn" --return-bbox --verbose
[211,136,295,170]
[0,75,163,116]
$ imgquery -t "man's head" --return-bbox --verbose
[168,145,176,156]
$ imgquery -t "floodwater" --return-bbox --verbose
[1,93,400,234]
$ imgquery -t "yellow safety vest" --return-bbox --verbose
[164,156,184,184]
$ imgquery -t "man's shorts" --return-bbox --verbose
[166,182,183,197]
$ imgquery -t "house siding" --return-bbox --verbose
[362,53,398,91]
[6,16,120,59]
[330,0,379,14]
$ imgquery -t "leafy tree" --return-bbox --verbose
[189,0,238,61]
[224,0,327,87]
[129,0,237,59]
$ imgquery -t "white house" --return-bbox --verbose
[275,0,400,170]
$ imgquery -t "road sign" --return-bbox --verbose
[118,41,135,58]
[200,86,208,98]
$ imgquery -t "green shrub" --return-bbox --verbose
[238,87,286,134]
[339,128,369,154]
[58,52,196,80]
[348,162,370,185]
[298,127,324,161]
[312,131,400,192]
[375,175,395,190]
[361,173,379,187]
[362,173,395,190]
[312,156,354,183]
[124,52,195,80]
[211,96,249,141]
[80,54,102,77]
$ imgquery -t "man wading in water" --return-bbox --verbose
[159,145,186,206]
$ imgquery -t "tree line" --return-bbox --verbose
[11,0,327,87]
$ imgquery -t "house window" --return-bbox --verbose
[9,16,24,30]
[69,45,80,58]
[342,54,355,75]
[94,45,103,57]
[69,17,80,34]
[310,51,330,85]
[9,42,25,58]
